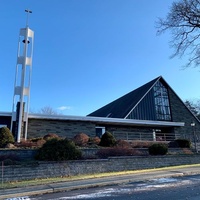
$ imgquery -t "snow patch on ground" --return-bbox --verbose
[57,188,132,199]
[6,197,31,200]
[133,178,192,191]
[152,177,178,183]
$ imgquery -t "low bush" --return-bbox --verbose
[35,138,82,161]
[182,148,194,154]
[115,139,131,148]
[0,127,14,148]
[96,147,142,158]
[99,132,116,147]
[35,138,46,147]
[15,139,35,148]
[43,133,60,141]
[31,137,43,142]
[14,138,46,148]
[73,133,90,146]
[148,143,168,155]
[89,136,101,145]
[129,140,156,148]
[31,138,46,147]
[168,141,180,148]
[174,139,191,148]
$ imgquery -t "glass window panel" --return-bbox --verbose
[153,81,171,121]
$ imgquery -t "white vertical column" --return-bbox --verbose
[11,26,34,142]
[153,129,156,141]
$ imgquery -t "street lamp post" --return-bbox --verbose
[191,122,197,153]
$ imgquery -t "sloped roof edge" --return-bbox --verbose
[28,113,184,127]
[0,112,12,117]
[88,76,162,118]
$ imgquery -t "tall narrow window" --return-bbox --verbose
[153,81,171,121]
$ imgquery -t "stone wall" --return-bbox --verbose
[1,155,200,182]
[0,149,37,161]
[0,148,192,161]
[27,119,96,139]
[168,88,200,139]
[27,119,178,142]
[0,149,99,160]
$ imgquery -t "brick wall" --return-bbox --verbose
[1,155,200,183]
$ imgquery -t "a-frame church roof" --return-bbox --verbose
[88,76,162,119]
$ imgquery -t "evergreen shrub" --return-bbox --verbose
[0,127,14,148]
[148,143,168,155]
[35,138,82,161]
[99,131,116,147]
[168,141,180,148]
[174,139,191,148]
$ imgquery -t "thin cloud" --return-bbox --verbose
[57,106,72,111]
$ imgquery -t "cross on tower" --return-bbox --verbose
[25,9,32,27]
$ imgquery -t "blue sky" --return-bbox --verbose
[1,0,200,116]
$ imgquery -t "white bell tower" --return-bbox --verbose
[11,10,34,142]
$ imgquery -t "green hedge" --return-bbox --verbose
[174,139,191,148]
[149,143,168,155]
[35,138,82,161]
[99,131,116,147]
[0,127,14,148]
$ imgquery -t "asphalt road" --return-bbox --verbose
[30,174,200,200]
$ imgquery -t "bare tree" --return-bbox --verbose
[30,106,62,115]
[156,0,200,68]
[39,106,60,115]
[185,99,200,119]
[185,100,199,115]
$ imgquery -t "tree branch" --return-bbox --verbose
[156,0,200,67]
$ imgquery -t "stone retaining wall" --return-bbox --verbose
[0,149,37,161]
[1,155,200,183]
[0,148,189,161]
[0,149,100,160]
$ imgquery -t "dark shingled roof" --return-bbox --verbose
[88,76,162,118]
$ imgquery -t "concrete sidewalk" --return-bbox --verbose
[1,165,200,200]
